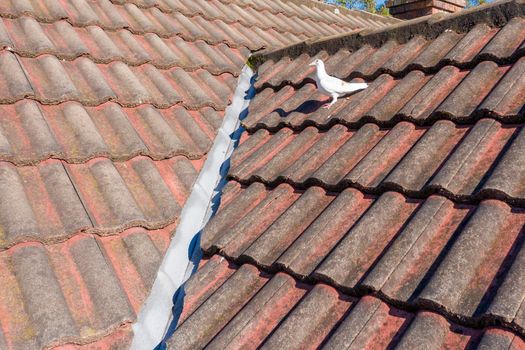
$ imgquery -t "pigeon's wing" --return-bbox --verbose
[313,75,331,96]
[320,75,367,94]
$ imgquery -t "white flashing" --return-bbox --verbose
[131,65,255,350]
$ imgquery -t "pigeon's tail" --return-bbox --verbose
[341,82,368,93]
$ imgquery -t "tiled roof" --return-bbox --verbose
[202,183,525,328]
[0,0,396,52]
[248,20,525,129]
[0,0,393,348]
[171,0,525,348]
[0,226,173,349]
[170,255,525,349]
[229,118,525,205]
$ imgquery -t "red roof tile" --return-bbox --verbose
[0,101,219,165]
[254,13,525,87]
[246,56,525,131]
[0,52,237,108]
[172,0,525,347]
[202,180,525,330]
[0,226,172,349]
[0,17,250,72]
[0,0,391,348]
[203,183,525,333]
[0,0,395,51]
[229,119,525,205]
[170,256,525,350]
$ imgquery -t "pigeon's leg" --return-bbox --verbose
[322,94,338,109]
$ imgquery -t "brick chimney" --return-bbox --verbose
[386,0,466,19]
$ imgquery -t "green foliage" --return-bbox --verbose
[333,0,390,15]
[376,4,390,15]
[467,0,486,7]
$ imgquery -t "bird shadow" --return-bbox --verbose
[274,98,328,119]
[273,90,362,119]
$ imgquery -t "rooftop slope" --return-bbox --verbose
[170,255,525,350]
[170,0,525,348]
[0,0,391,349]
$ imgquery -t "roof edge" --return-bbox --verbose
[249,0,525,69]
[281,0,401,24]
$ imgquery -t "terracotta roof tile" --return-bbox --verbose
[228,120,525,205]
[201,178,525,332]
[168,2,525,346]
[108,0,398,31]
[253,16,525,91]
[0,16,250,73]
[204,272,307,350]
[0,0,382,346]
[168,264,269,349]
[239,186,332,266]
[172,256,525,349]
[0,226,172,349]
[0,0,394,51]
[0,52,237,108]
[0,156,198,250]
[0,101,220,165]
[245,58,525,131]
[259,283,351,350]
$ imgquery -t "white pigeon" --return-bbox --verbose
[309,59,367,109]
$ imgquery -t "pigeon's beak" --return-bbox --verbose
[309,61,316,66]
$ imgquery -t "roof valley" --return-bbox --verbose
[0,0,393,348]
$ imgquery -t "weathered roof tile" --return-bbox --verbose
[443,23,497,64]
[0,225,172,349]
[9,0,518,347]
[480,17,525,60]
[417,200,525,317]
[0,52,34,103]
[212,184,299,259]
[483,125,525,201]
[201,179,525,334]
[11,244,79,348]
[240,186,332,266]
[314,192,419,288]
[436,61,509,118]
[205,272,307,350]
[260,283,352,350]
[173,257,525,349]
[383,120,467,192]
[276,187,373,277]
[229,117,525,205]
[480,56,525,117]
[69,236,135,329]
[167,264,268,350]
[253,9,525,95]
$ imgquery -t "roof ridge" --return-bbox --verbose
[250,0,525,68]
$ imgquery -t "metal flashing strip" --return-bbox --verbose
[131,65,255,350]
